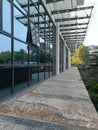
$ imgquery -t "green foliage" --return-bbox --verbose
[90,84,98,93]
[14,49,28,63]
[79,66,98,112]
[30,48,38,61]
[0,49,28,64]
[90,55,98,65]
[0,51,11,63]
[71,44,89,65]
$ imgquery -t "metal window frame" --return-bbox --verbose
[0,0,2,31]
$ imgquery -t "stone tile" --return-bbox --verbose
[0,114,97,130]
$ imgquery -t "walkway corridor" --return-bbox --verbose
[0,67,98,130]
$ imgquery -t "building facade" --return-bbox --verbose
[0,0,71,99]
[0,0,93,99]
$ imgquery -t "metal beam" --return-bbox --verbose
[67,40,83,42]
[40,34,53,36]
[55,16,91,22]
[60,27,87,31]
[59,22,89,27]
[65,40,84,43]
[16,13,45,19]
[39,26,53,30]
[46,0,64,4]
[34,20,50,25]
[62,31,86,35]
[52,6,94,14]
[21,2,39,8]
[64,36,85,39]
[64,37,85,40]
[63,35,85,37]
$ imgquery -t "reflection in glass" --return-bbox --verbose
[14,7,27,41]
[39,50,44,81]
[14,66,28,91]
[3,0,11,33]
[0,0,55,99]
[0,35,11,64]
[0,66,11,99]
[30,46,38,84]
[30,22,40,47]
[14,40,28,64]
[14,0,27,14]
[0,34,11,98]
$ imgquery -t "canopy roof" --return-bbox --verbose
[16,0,94,51]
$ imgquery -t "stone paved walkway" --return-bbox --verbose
[0,67,98,130]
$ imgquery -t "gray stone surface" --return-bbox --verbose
[0,67,98,130]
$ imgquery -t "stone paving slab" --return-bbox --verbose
[0,114,97,130]
[0,67,98,130]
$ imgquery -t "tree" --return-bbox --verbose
[78,44,89,64]
[71,50,84,65]
[0,51,11,63]
[14,49,27,63]
[90,54,98,66]
[71,44,89,65]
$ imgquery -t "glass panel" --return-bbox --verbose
[14,0,28,14]
[14,40,28,91]
[0,34,11,99]
[0,34,11,64]
[45,50,49,79]
[0,66,11,99]
[30,0,40,47]
[3,0,11,33]
[14,66,28,91]
[30,22,40,47]
[30,46,38,84]
[14,40,28,64]
[50,44,53,76]
[14,6,27,41]
[39,49,44,81]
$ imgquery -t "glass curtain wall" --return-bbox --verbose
[0,0,55,99]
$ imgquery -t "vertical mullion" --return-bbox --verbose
[28,0,30,86]
[59,39,60,73]
[44,12,46,79]
[0,0,2,31]
[11,0,14,94]
[52,25,56,75]
[37,0,40,82]
[49,20,51,77]
[62,40,63,72]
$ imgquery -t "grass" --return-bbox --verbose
[79,66,98,112]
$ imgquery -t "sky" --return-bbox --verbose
[83,0,98,46]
